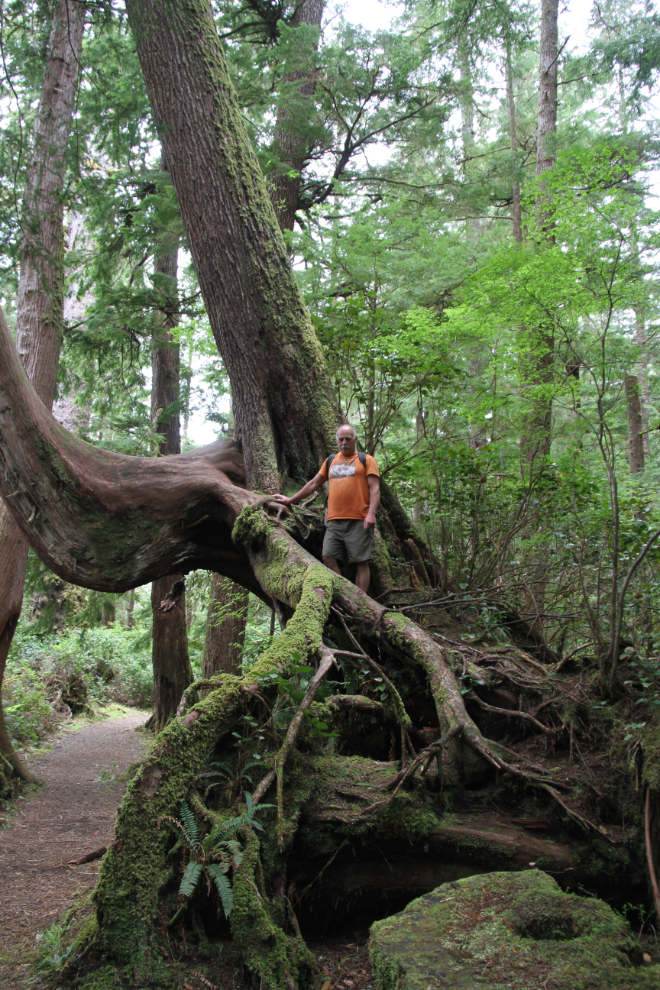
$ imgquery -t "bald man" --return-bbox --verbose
[273,425,380,592]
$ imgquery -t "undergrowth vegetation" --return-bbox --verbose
[4,626,153,750]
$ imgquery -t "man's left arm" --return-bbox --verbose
[364,474,380,531]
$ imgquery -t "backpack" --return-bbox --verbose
[323,451,367,525]
[325,451,367,475]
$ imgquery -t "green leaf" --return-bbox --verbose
[179,861,202,900]
[178,800,199,844]
[207,863,233,917]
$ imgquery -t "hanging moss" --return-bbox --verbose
[231,826,315,990]
[93,678,243,963]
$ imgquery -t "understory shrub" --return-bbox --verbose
[4,625,153,749]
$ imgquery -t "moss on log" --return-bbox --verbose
[370,870,660,990]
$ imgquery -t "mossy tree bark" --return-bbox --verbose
[124,0,337,492]
[0,0,84,786]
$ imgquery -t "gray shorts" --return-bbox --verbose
[322,519,374,564]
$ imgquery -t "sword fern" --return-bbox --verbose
[163,791,273,925]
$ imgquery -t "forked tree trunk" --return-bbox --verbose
[203,573,249,677]
[269,0,324,232]
[0,0,84,784]
[148,217,192,731]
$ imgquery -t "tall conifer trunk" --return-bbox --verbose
[124,0,337,493]
[203,573,248,677]
[624,374,645,475]
[505,43,523,245]
[269,0,324,232]
[148,188,193,732]
[0,0,84,785]
[519,0,558,474]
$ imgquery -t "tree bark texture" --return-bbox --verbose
[0,0,84,783]
[625,373,645,475]
[203,573,249,677]
[149,230,192,730]
[635,308,651,458]
[150,575,192,732]
[151,243,181,456]
[0,302,258,593]
[124,0,338,492]
[269,0,324,232]
[505,46,523,245]
[536,0,559,182]
[519,0,559,474]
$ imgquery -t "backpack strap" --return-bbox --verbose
[326,451,367,475]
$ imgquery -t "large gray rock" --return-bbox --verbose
[369,870,659,990]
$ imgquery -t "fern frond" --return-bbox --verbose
[207,864,233,917]
[179,801,199,844]
[198,762,235,780]
[218,815,244,837]
[179,861,202,899]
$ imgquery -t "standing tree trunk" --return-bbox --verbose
[505,43,523,245]
[0,0,84,786]
[519,0,558,474]
[203,573,249,677]
[269,0,324,233]
[148,197,193,732]
[624,374,645,475]
[124,0,337,493]
[122,0,433,592]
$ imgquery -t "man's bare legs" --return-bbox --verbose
[322,556,342,577]
[355,561,370,593]
[323,556,370,593]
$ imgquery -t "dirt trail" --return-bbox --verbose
[0,711,149,986]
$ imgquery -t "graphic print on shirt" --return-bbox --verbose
[329,462,356,479]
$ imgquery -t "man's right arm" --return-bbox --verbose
[272,472,326,507]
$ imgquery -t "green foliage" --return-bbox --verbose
[4,625,153,749]
[36,920,74,973]
[164,794,272,922]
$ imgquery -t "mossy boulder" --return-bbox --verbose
[369,870,659,990]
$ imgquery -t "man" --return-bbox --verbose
[273,425,380,592]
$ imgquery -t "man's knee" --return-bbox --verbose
[323,556,341,572]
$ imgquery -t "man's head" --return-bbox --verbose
[336,424,357,456]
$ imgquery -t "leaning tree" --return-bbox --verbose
[0,1,657,984]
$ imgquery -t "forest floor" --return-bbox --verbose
[0,707,149,988]
[0,708,377,990]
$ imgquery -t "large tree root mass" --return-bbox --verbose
[77,503,623,988]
